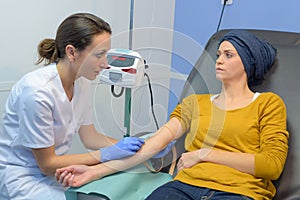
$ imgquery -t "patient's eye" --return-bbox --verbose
[226,53,233,58]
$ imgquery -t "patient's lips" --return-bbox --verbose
[216,67,224,72]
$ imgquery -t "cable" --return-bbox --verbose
[144,73,159,130]
[109,72,159,131]
[111,85,124,98]
[216,0,228,32]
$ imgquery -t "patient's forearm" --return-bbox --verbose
[92,117,182,179]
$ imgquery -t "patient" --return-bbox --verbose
[56,30,289,200]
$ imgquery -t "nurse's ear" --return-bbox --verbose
[65,44,77,62]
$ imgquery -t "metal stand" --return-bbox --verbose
[123,0,134,137]
[123,88,131,137]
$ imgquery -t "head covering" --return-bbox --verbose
[218,30,277,85]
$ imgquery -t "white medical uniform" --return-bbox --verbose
[0,64,93,200]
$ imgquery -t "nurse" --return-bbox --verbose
[0,13,144,200]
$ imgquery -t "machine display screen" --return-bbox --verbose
[107,54,135,67]
[109,72,122,83]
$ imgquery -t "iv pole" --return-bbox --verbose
[123,0,135,137]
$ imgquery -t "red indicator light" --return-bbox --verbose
[111,56,126,61]
[121,68,137,74]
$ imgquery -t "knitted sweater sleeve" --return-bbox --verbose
[170,94,200,134]
[254,93,289,180]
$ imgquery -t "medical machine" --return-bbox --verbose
[99,49,146,88]
[98,49,156,137]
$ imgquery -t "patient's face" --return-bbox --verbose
[215,41,247,84]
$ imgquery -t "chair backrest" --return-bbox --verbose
[178,29,300,200]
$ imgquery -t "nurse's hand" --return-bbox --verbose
[100,137,145,162]
[55,165,97,187]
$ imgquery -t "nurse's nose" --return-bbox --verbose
[101,56,109,69]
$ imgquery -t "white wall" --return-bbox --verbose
[0,0,176,154]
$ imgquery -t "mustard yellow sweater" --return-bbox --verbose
[171,92,289,200]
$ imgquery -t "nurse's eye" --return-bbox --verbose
[95,51,106,58]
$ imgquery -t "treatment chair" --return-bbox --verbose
[66,29,300,200]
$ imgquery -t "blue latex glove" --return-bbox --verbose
[100,137,145,162]
[152,140,176,159]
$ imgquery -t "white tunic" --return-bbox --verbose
[0,64,93,199]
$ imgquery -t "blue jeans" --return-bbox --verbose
[145,180,253,200]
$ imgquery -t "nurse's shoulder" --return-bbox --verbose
[11,64,59,96]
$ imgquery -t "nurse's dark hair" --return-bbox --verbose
[36,13,112,66]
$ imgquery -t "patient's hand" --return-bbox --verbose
[177,148,211,171]
[55,165,98,187]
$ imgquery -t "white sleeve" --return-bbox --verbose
[17,87,55,148]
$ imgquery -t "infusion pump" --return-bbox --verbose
[99,49,146,88]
